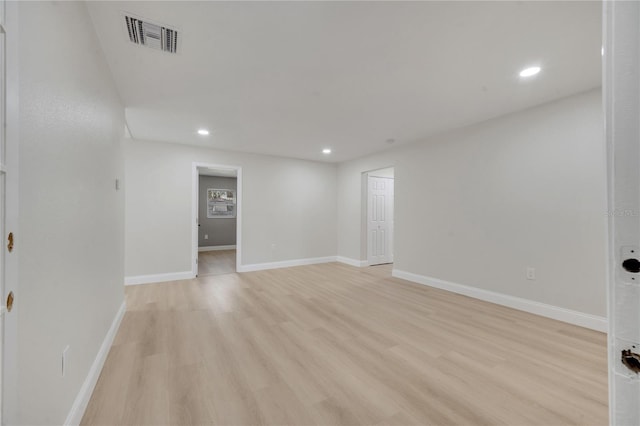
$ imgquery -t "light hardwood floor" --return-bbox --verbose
[198,249,236,276]
[82,263,608,426]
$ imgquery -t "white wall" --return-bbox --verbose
[338,89,607,317]
[125,139,337,277]
[13,2,125,424]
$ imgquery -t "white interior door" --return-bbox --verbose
[0,1,7,422]
[367,176,394,266]
[0,12,4,424]
[604,1,640,424]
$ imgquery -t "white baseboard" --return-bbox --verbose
[198,245,236,252]
[238,256,336,272]
[336,256,369,267]
[64,301,126,426]
[392,269,607,332]
[125,271,194,286]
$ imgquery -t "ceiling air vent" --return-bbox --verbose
[124,14,178,54]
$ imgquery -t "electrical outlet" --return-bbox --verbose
[526,267,536,280]
[204,234,208,240]
[62,345,70,377]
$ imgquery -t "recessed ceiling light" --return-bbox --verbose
[519,66,541,78]
[197,129,210,136]
[322,148,332,154]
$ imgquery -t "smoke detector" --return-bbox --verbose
[123,13,179,54]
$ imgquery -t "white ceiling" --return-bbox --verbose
[87,1,602,163]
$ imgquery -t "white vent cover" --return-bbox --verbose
[124,14,178,54]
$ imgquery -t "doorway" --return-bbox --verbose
[192,163,242,277]
[366,167,394,267]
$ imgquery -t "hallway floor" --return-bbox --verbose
[197,249,236,276]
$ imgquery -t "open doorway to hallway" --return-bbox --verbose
[194,164,241,276]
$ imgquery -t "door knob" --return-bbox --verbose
[7,232,13,253]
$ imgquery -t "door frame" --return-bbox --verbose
[191,162,242,276]
[362,166,395,266]
[2,0,17,422]
[603,1,640,423]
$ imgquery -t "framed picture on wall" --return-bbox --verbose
[207,189,236,218]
